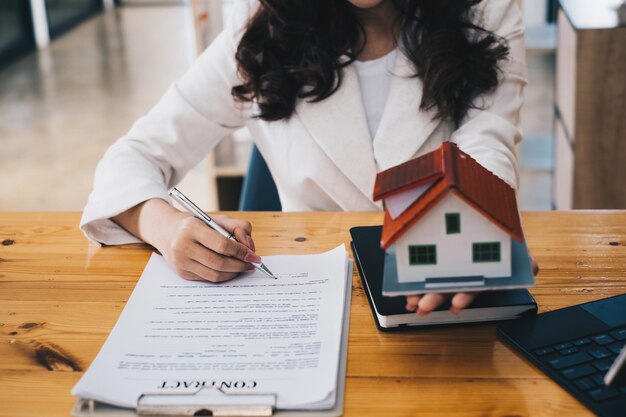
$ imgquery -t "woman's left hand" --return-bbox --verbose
[406,254,539,315]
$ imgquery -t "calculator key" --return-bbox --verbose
[592,334,615,345]
[574,377,597,391]
[562,364,596,379]
[588,387,620,402]
[572,338,591,346]
[535,347,554,356]
[589,348,612,359]
[610,328,626,341]
[554,342,573,350]
[549,352,593,369]
[607,342,624,355]
[559,347,578,355]
[592,360,613,372]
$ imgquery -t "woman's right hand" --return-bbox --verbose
[112,199,261,283]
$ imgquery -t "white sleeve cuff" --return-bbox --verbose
[80,184,170,246]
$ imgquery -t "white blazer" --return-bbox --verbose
[81,0,527,245]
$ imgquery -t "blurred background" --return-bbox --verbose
[0,0,624,212]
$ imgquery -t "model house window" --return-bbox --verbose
[445,213,461,234]
[409,245,437,265]
[472,242,501,262]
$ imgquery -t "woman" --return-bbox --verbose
[81,0,527,315]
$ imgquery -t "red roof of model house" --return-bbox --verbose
[373,142,524,249]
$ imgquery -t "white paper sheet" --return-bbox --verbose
[72,245,350,410]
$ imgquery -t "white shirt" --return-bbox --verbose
[354,49,398,138]
[80,0,527,246]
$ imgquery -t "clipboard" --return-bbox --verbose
[71,262,353,417]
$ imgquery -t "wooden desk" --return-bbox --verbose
[1,211,625,417]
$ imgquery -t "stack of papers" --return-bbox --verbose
[72,245,351,414]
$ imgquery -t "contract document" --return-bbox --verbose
[72,245,351,413]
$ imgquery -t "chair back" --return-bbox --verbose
[238,145,282,211]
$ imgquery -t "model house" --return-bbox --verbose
[373,142,524,284]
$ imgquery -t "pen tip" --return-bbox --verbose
[259,263,277,280]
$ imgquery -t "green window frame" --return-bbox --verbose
[445,213,461,234]
[472,242,501,262]
[409,245,437,265]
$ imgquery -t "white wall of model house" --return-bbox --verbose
[393,193,511,283]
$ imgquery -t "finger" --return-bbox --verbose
[185,258,239,283]
[176,268,205,282]
[170,261,213,282]
[187,241,250,273]
[213,215,253,235]
[247,235,256,252]
[417,293,451,316]
[405,295,422,311]
[214,215,254,250]
[450,292,479,314]
[193,227,260,264]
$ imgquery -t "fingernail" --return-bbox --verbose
[416,309,426,317]
[245,251,262,264]
[246,235,256,252]
[450,307,460,315]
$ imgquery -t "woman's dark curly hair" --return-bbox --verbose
[232,0,510,127]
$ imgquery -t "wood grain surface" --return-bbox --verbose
[1,211,625,417]
[574,26,626,209]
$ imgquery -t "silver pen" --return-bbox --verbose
[168,187,277,279]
